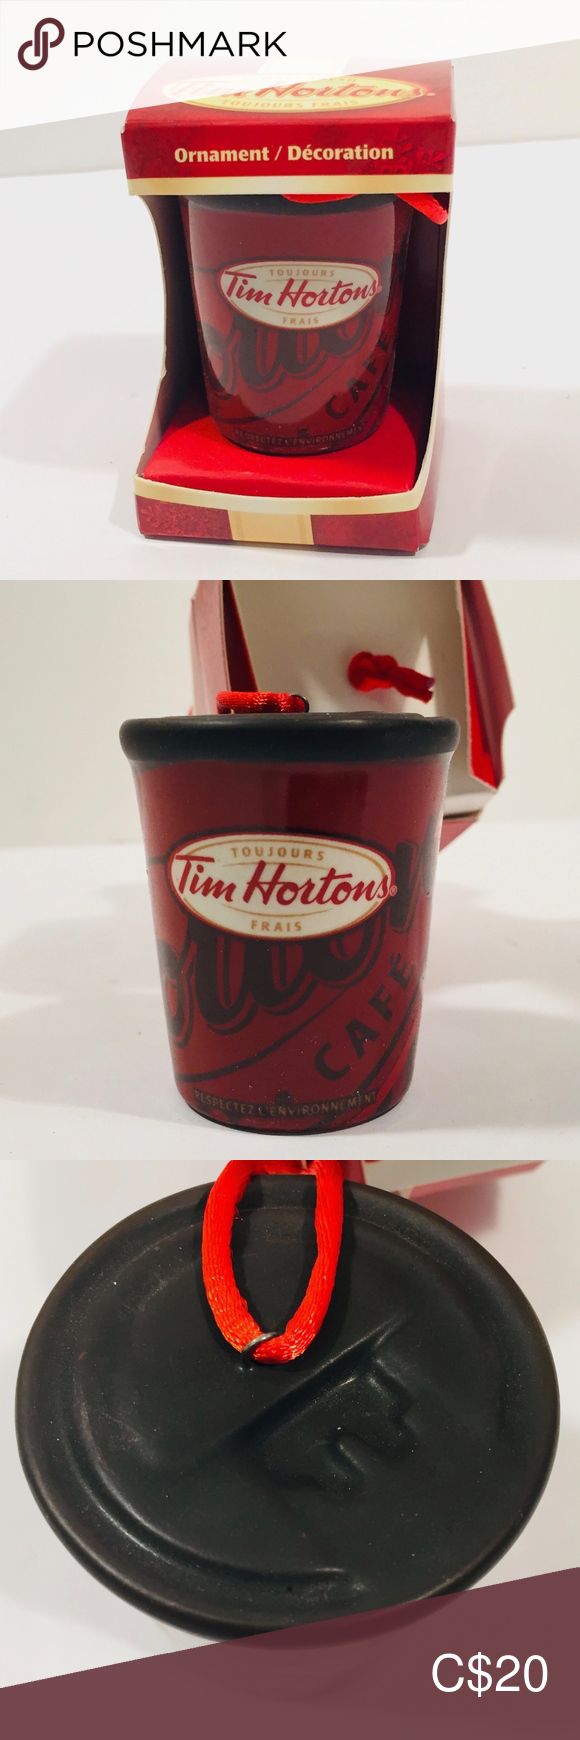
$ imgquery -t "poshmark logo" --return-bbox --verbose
[169,833,397,939]
[17,22,287,67]
[219,262,382,331]
[18,16,64,69]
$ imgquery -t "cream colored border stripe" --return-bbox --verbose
[136,475,424,515]
[128,174,452,197]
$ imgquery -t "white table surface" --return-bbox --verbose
[0,1156,578,1688]
[1,137,579,581]
[1,818,578,1166]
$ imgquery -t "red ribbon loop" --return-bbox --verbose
[398,193,448,224]
[348,650,435,704]
[283,193,448,224]
[201,1161,345,1362]
[216,691,309,715]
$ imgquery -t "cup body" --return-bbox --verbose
[122,714,458,1133]
[183,196,412,455]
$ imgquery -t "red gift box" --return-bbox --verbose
[121,63,454,552]
[189,579,513,850]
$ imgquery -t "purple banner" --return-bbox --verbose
[1,1570,577,1739]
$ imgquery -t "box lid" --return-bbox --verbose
[122,62,454,192]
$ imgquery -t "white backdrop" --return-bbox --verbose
[0,579,578,846]
[1,0,579,133]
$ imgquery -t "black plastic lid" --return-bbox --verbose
[16,1179,558,1636]
[186,193,396,215]
[120,712,459,767]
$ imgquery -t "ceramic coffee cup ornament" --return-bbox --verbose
[183,194,414,454]
[121,708,459,1132]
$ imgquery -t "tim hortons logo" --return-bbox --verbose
[187,75,430,112]
[169,833,397,939]
[218,261,381,330]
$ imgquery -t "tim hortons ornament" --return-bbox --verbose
[120,709,459,1132]
[183,193,416,455]
[17,1165,559,1634]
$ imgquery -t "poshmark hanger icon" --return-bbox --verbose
[18,15,65,70]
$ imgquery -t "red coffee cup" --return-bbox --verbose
[183,194,413,455]
[121,711,458,1133]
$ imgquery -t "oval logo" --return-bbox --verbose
[180,76,429,113]
[218,260,381,330]
[169,833,397,939]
